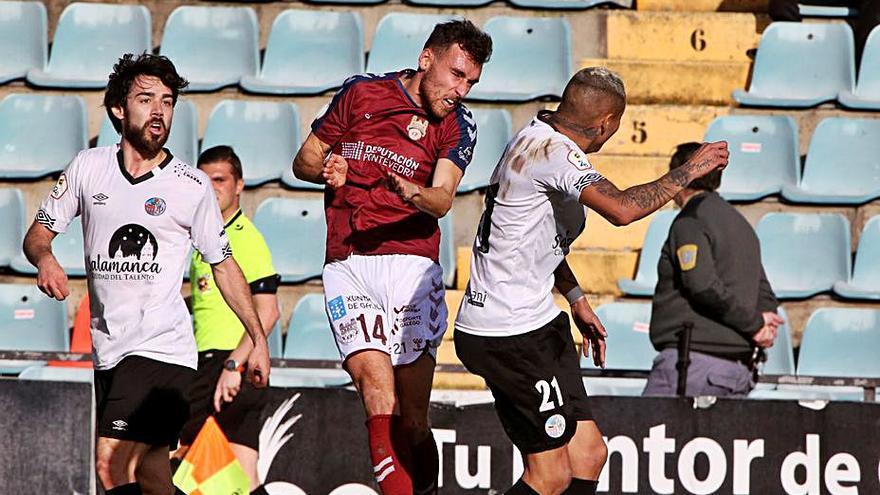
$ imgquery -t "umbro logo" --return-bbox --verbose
[92,193,109,205]
[111,419,128,431]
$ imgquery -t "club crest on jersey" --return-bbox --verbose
[407,116,429,141]
[567,149,591,171]
[144,197,166,216]
[51,174,68,199]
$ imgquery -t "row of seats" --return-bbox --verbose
[1,2,573,101]
[0,191,457,287]
[0,93,510,191]
[620,211,880,301]
[736,22,880,109]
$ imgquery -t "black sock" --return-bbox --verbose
[411,434,439,494]
[563,478,598,494]
[506,479,540,495]
[174,488,187,495]
[106,483,142,495]
[251,485,270,495]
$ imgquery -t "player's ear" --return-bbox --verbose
[110,104,125,122]
[235,177,244,196]
[418,48,434,72]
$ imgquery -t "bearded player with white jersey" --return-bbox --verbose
[23,54,270,495]
[454,68,730,495]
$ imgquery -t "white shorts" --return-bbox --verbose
[323,254,447,366]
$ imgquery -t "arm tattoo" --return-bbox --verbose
[595,167,692,211]
[553,260,580,293]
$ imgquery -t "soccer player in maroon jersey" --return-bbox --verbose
[292,20,492,495]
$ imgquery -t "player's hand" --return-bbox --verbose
[752,324,777,349]
[213,368,242,412]
[571,297,607,368]
[763,311,785,329]
[246,337,271,388]
[385,172,421,203]
[686,141,729,180]
[36,255,69,301]
[323,153,348,189]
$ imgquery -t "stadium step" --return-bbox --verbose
[581,58,752,105]
[606,11,763,62]
[636,0,769,13]
[602,105,731,156]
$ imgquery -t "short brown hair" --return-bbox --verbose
[424,19,492,65]
[198,145,243,181]
[104,53,188,133]
[670,142,722,191]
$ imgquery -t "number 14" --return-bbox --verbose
[536,377,564,412]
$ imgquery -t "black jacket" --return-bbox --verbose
[650,192,779,359]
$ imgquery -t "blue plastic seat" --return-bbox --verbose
[439,211,455,288]
[12,216,85,276]
[160,6,258,92]
[0,283,68,373]
[0,1,46,84]
[271,293,350,388]
[97,100,199,166]
[617,210,678,297]
[202,100,301,186]
[733,22,855,108]
[583,377,647,397]
[839,26,880,109]
[799,2,858,17]
[580,303,655,371]
[761,306,795,376]
[467,17,572,101]
[757,213,850,299]
[253,197,325,283]
[268,320,283,359]
[704,115,800,201]
[0,94,88,179]
[27,3,150,89]
[457,109,512,193]
[799,307,880,378]
[241,10,364,95]
[781,118,880,204]
[0,188,25,267]
[18,365,93,383]
[405,0,492,6]
[367,13,456,75]
[834,215,880,300]
[508,0,632,10]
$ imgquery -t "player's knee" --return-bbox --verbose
[95,453,129,489]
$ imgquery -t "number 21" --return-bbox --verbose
[535,377,564,412]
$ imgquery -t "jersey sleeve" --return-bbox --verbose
[190,182,231,265]
[439,106,478,171]
[533,144,605,201]
[310,75,360,146]
[36,152,84,233]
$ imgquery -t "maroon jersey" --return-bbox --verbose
[312,70,477,263]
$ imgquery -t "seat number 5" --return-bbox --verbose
[536,377,564,412]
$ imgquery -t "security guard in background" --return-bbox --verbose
[643,142,784,397]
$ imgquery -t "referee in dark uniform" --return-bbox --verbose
[644,142,784,397]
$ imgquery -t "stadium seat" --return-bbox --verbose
[0,283,68,373]
[467,17,572,101]
[583,377,647,397]
[18,365,92,383]
[271,294,350,388]
[48,294,92,368]
[757,213,850,299]
[839,26,880,109]
[834,215,880,300]
[798,307,880,379]
[268,320,283,359]
[617,209,678,296]
[252,197,325,283]
[781,118,880,204]
[97,100,199,166]
[367,13,457,75]
[201,100,301,186]
[509,0,632,9]
[733,22,855,107]
[240,10,364,95]
[406,0,492,7]
[799,2,859,17]
[12,216,86,276]
[580,303,655,371]
[160,6,258,92]
[703,115,800,201]
[0,188,25,267]
[439,211,455,288]
[457,108,511,193]
[761,306,795,376]
[748,385,865,401]
[0,94,88,179]
[0,1,46,84]
[26,3,150,89]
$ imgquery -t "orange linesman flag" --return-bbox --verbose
[173,417,251,495]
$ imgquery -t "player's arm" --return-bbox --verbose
[554,258,606,368]
[387,158,464,218]
[23,222,69,301]
[292,133,347,189]
[579,141,729,226]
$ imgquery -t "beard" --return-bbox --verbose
[124,118,168,158]
[420,75,458,120]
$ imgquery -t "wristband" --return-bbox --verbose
[565,286,585,305]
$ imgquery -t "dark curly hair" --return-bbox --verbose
[103,53,189,133]
[424,19,492,66]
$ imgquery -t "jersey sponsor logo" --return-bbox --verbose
[677,244,699,271]
[406,116,428,141]
[544,414,566,439]
[336,318,359,344]
[327,296,347,321]
[552,231,576,256]
[338,141,424,179]
[92,193,109,206]
[111,419,128,431]
[464,287,487,308]
[35,208,55,229]
[90,224,162,281]
[566,149,592,171]
[144,197,166,216]
[50,174,68,200]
